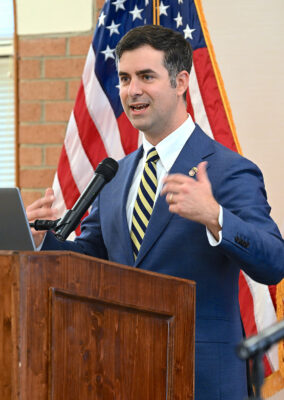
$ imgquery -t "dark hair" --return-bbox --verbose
[116,25,193,100]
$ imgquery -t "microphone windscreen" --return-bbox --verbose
[96,157,118,182]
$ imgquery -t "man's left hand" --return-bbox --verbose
[161,161,221,240]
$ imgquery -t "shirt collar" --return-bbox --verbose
[142,114,195,172]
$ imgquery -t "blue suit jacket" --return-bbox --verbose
[43,125,284,399]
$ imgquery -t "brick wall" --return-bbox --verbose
[17,0,105,206]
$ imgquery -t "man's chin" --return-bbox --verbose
[128,117,149,133]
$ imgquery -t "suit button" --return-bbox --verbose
[234,236,249,248]
[235,236,240,244]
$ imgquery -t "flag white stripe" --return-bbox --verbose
[83,47,125,160]
[64,112,94,193]
[243,272,279,371]
[189,62,213,139]
[52,172,67,217]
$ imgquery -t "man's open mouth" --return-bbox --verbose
[130,104,149,111]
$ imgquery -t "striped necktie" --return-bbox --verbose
[131,147,159,259]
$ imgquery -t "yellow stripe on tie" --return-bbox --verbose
[130,231,140,252]
[145,164,157,186]
[134,203,149,227]
[132,215,145,239]
[137,186,153,215]
[131,147,159,258]
[141,174,156,202]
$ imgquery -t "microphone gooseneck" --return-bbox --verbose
[236,319,284,360]
[29,219,60,231]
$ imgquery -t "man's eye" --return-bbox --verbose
[119,76,129,84]
[143,75,153,81]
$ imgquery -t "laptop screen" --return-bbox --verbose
[0,187,36,251]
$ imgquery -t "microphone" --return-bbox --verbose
[30,157,118,241]
[55,157,118,241]
[236,319,284,360]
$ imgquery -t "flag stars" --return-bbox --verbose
[101,45,116,61]
[98,11,106,27]
[174,12,183,28]
[183,24,196,40]
[178,0,183,4]
[106,20,121,36]
[129,5,143,21]
[112,0,126,12]
[159,1,169,16]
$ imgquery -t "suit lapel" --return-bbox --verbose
[135,126,215,267]
[115,147,143,266]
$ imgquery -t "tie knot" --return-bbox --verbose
[146,147,159,164]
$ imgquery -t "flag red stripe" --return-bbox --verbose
[263,354,273,378]
[57,146,80,209]
[193,48,238,151]
[239,272,258,334]
[73,82,108,169]
[268,285,277,310]
[239,272,273,376]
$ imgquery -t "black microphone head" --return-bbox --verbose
[95,157,119,182]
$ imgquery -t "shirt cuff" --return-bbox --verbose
[35,232,47,251]
[206,205,223,247]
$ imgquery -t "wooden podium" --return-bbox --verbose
[0,251,195,400]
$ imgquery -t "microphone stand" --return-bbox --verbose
[247,352,264,400]
[236,319,284,400]
[29,210,82,242]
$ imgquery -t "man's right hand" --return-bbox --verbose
[26,188,58,247]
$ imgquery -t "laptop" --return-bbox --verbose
[0,187,36,251]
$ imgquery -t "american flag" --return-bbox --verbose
[52,1,283,396]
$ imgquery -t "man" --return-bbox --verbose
[27,25,284,399]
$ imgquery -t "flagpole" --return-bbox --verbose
[157,1,160,25]
[152,0,160,25]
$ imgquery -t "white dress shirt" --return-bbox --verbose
[126,114,222,245]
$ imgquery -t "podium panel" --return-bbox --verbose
[0,251,195,400]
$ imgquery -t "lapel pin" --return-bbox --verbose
[188,167,198,177]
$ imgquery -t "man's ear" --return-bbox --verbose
[176,70,189,97]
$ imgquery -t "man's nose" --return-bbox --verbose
[128,78,143,97]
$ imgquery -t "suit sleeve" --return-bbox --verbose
[213,156,284,284]
[42,195,108,260]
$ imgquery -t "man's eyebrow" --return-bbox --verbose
[136,69,156,75]
[118,69,156,76]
